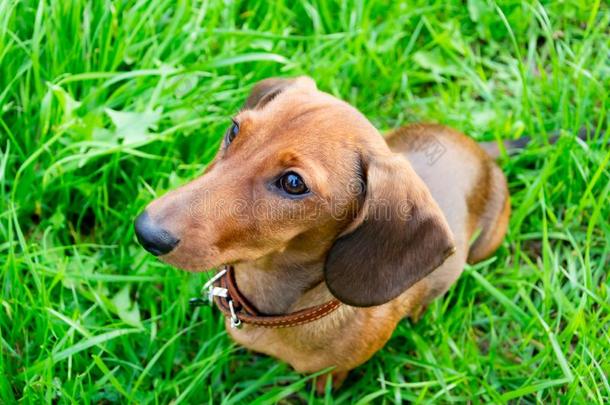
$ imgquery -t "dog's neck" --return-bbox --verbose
[233,253,329,315]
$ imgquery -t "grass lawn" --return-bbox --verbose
[1,0,609,403]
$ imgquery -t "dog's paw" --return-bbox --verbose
[408,303,429,324]
[314,370,349,395]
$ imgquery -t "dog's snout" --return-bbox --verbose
[134,211,179,256]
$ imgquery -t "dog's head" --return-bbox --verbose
[135,77,455,306]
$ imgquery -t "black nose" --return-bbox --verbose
[134,211,179,256]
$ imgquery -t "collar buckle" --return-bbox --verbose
[202,267,229,303]
[192,265,341,328]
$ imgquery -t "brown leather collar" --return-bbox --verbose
[201,266,341,329]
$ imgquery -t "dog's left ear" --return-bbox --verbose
[243,77,316,110]
[324,154,456,307]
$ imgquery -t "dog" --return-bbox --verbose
[134,76,510,391]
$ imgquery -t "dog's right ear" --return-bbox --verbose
[243,77,316,110]
[243,78,293,110]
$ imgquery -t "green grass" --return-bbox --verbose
[1,0,608,403]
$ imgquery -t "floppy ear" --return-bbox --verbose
[243,77,316,110]
[243,78,295,110]
[324,154,456,307]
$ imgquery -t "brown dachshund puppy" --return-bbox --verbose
[134,76,509,390]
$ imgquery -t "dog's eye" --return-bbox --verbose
[226,120,239,144]
[278,172,309,195]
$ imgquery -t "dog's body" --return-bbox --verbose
[226,123,509,385]
[135,77,509,389]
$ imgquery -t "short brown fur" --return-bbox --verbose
[139,77,510,391]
